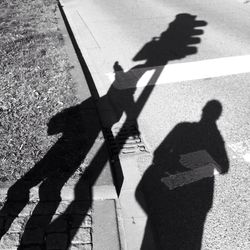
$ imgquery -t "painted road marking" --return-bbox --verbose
[106,55,250,89]
[161,150,221,190]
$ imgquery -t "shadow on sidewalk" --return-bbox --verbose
[136,100,229,250]
[0,13,207,249]
[0,99,101,246]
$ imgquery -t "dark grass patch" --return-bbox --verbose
[0,0,80,182]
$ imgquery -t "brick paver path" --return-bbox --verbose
[0,181,93,250]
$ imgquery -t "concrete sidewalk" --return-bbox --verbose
[58,0,158,249]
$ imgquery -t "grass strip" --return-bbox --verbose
[0,0,79,182]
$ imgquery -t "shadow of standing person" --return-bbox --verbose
[0,98,102,245]
[0,12,207,248]
[136,100,229,250]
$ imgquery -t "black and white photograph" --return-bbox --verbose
[0,0,250,249]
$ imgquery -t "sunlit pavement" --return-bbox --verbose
[60,0,250,249]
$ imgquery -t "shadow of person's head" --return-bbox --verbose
[201,100,223,123]
[46,105,83,136]
[47,113,65,136]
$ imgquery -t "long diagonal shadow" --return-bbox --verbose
[0,13,207,249]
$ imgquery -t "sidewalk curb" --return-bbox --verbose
[57,3,123,250]
[57,2,117,201]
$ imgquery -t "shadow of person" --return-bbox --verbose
[0,98,102,243]
[47,13,207,248]
[136,100,229,250]
[0,13,207,249]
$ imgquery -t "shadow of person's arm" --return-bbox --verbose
[211,129,229,175]
[217,140,229,174]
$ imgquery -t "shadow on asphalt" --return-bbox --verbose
[136,100,229,250]
[0,11,213,250]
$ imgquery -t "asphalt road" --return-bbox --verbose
[61,0,250,249]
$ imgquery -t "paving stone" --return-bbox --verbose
[46,215,67,233]
[61,184,90,201]
[29,186,39,202]
[6,216,27,232]
[7,186,30,202]
[0,209,7,216]
[0,188,8,203]
[0,216,4,230]
[60,186,76,202]
[0,233,20,249]
[46,233,68,250]
[1,247,19,250]
[0,247,19,250]
[39,188,61,202]
[64,176,83,186]
[55,201,91,216]
[54,201,71,215]
[33,202,60,215]
[71,228,92,244]
[69,214,92,228]
[92,200,120,250]
[23,246,42,250]
[2,202,25,217]
[19,202,37,217]
[21,228,44,245]
[0,200,4,209]
[69,202,92,215]
[25,215,52,229]
[69,243,92,250]
[6,202,36,217]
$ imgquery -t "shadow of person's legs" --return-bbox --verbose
[17,172,72,248]
[0,164,45,239]
[46,138,109,249]
[0,100,102,248]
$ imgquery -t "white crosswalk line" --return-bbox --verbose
[106,55,250,89]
